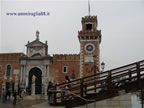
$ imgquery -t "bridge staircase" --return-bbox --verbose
[51,60,144,107]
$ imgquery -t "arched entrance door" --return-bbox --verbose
[28,67,42,94]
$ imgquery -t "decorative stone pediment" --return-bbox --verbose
[26,40,47,47]
[25,31,48,57]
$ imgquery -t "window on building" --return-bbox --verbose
[63,66,67,73]
[86,24,92,31]
[6,65,11,77]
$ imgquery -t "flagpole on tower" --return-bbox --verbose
[88,0,90,16]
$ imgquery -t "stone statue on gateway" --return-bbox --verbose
[32,75,36,84]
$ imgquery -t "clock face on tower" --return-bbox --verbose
[85,43,95,53]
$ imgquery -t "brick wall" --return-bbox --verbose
[0,53,24,95]
[51,54,80,84]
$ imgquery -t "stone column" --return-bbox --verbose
[47,65,50,81]
[20,65,23,82]
[23,65,26,85]
[45,65,48,77]
[25,66,28,88]
[42,67,45,94]
[15,75,19,92]
[45,77,48,96]
[32,83,35,96]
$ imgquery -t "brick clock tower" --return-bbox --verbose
[78,16,102,78]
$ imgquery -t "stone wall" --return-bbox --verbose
[77,92,142,108]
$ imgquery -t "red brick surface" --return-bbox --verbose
[0,53,24,95]
[51,54,80,84]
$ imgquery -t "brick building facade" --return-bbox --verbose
[0,15,102,96]
[0,53,24,96]
[52,54,80,83]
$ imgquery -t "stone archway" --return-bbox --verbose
[28,67,42,94]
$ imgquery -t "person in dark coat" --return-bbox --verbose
[47,81,53,103]
[1,88,6,103]
[65,75,73,100]
[65,75,71,89]
[7,89,11,101]
[13,90,17,105]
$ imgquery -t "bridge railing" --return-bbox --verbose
[52,60,144,105]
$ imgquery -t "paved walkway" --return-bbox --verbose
[0,96,64,108]
[32,102,64,108]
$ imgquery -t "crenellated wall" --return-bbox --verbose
[81,16,97,23]
[53,54,80,61]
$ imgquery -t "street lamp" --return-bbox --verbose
[101,62,105,72]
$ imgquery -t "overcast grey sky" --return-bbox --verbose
[0,0,144,70]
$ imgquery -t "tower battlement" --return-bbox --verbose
[78,30,101,35]
[53,54,80,61]
[82,16,97,23]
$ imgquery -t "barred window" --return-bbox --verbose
[6,65,11,77]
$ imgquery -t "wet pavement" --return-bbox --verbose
[0,97,47,108]
[0,96,65,108]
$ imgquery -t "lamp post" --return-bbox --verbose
[101,62,105,72]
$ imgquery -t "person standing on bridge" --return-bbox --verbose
[65,75,72,89]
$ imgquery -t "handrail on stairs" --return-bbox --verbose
[50,89,96,108]
[51,60,144,107]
